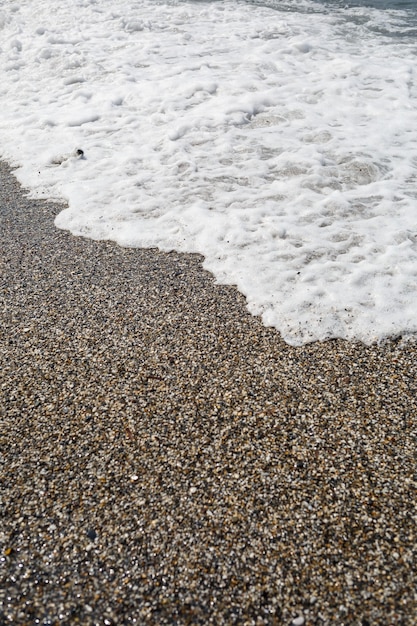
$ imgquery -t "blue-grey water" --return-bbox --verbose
[253,0,416,9]
[326,0,415,8]
[244,0,417,40]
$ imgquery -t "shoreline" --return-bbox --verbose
[1,160,416,624]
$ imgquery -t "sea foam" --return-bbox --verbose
[1,0,416,344]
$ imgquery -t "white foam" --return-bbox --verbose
[1,0,417,345]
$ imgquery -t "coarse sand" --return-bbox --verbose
[1,161,416,625]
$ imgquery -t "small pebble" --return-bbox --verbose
[86,529,97,541]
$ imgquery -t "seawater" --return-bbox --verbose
[323,0,415,9]
[0,0,417,345]
[248,0,417,37]
[250,0,416,12]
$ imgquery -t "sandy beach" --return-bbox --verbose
[1,160,416,625]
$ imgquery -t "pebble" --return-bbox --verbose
[1,161,417,624]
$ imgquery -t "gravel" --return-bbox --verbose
[1,161,416,625]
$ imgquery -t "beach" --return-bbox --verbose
[1,160,416,624]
